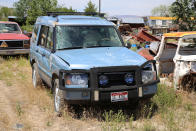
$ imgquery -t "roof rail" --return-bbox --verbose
[46,12,105,17]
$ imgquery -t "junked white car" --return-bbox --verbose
[155,32,196,91]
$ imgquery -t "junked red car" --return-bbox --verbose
[0,21,30,55]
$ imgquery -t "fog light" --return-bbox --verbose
[94,90,99,101]
[124,73,134,84]
[139,87,143,97]
[99,75,108,86]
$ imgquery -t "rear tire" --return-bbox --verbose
[32,63,42,88]
[53,79,65,116]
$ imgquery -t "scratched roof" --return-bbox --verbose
[35,15,114,26]
[164,32,196,37]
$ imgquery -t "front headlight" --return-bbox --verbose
[24,40,30,44]
[142,63,157,84]
[65,73,88,88]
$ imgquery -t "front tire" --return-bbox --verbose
[53,79,65,115]
[32,63,42,88]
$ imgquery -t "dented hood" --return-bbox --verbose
[55,47,147,70]
[0,33,29,40]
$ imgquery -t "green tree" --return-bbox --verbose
[14,0,75,24]
[0,7,16,21]
[26,0,57,24]
[14,0,31,22]
[151,5,172,17]
[84,0,97,13]
[171,0,196,31]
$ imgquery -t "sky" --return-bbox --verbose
[0,0,176,16]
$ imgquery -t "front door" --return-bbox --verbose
[41,27,54,86]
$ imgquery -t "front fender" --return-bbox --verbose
[51,54,71,79]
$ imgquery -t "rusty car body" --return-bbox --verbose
[0,21,30,55]
[154,32,196,90]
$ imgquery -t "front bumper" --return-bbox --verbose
[0,49,29,55]
[59,60,160,104]
[61,83,158,104]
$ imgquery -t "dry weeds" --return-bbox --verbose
[0,57,196,131]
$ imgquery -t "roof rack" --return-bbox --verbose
[46,12,105,17]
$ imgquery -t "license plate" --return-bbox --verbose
[111,91,128,102]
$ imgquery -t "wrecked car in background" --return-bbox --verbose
[30,12,160,114]
[155,32,196,91]
[0,21,30,55]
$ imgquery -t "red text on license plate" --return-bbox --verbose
[111,91,128,102]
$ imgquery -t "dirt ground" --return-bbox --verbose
[0,57,103,131]
[0,57,196,131]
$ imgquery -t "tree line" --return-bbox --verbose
[0,0,196,31]
[151,0,196,31]
[0,0,97,24]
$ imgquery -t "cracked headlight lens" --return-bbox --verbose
[142,63,157,84]
[65,73,88,88]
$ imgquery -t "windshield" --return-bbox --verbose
[0,23,21,33]
[179,37,196,55]
[55,26,123,50]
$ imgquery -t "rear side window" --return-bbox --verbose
[38,26,49,47]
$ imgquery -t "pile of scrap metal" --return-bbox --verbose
[119,27,161,60]
[133,30,161,60]
[137,41,160,60]
[119,24,132,35]
[121,28,160,43]
[135,29,160,43]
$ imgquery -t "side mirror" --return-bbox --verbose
[126,42,132,48]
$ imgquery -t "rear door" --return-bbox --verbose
[30,24,40,62]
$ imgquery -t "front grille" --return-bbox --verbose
[0,41,23,48]
[98,72,136,87]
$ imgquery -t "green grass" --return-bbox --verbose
[184,103,193,112]
[16,102,24,117]
[102,110,126,131]
[143,122,156,131]
[0,57,30,85]
[46,121,52,127]
[21,25,33,32]
[152,84,182,110]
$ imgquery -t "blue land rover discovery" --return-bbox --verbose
[30,12,159,114]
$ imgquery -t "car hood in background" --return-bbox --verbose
[0,33,29,40]
[55,47,146,70]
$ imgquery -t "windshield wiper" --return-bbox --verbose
[85,45,113,48]
[57,46,83,50]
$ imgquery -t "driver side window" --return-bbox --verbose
[46,27,53,49]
